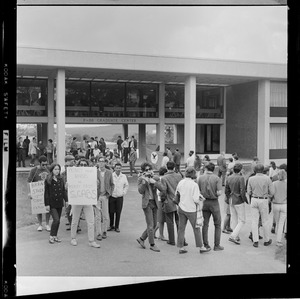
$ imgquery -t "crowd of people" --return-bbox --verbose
[26,139,287,255]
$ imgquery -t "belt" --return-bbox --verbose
[252,196,268,199]
[205,198,217,200]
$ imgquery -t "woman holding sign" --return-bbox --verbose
[44,164,68,244]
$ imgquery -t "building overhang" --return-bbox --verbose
[17,47,287,86]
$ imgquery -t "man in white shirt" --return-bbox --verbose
[185,150,195,168]
[108,163,129,232]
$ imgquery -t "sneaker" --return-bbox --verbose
[71,239,78,246]
[253,242,259,248]
[271,227,275,234]
[53,236,61,243]
[200,246,211,253]
[229,236,241,245]
[179,248,188,254]
[204,245,211,250]
[89,241,101,248]
[46,225,51,231]
[213,245,224,251]
[102,232,107,239]
[49,236,55,244]
[96,234,102,241]
[150,245,160,252]
[37,225,43,231]
[136,238,146,249]
[264,239,272,246]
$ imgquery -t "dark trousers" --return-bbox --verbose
[218,169,226,186]
[50,207,62,236]
[109,196,123,229]
[165,210,179,244]
[47,153,53,165]
[123,148,129,163]
[141,200,157,245]
[18,149,26,167]
[202,199,222,247]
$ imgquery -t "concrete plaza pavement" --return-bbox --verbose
[16,176,286,295]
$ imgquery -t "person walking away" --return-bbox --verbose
[44,164,68,244]
[24,136,30,158]
[161,152,169,168]
[70,158,100,248]
[27,155,51,231]
[37,140,46,158]
[46,139,54,165]
[128,148,138,177]
[217,151,227,186]
[197,162,224,251]
[225,163,248,245]
[28,137,38,167]
[247,163,274,248]
[94,156,114,240]
[173,148,181,173]
[129,135,137,151]
[108,163,128,232]
[159,161,183,246]
[116,136,123,159]
[271,169,287,246]
[194,154,202,179]
[185,150,195,168]
[176,167,210,254]
[121,137,130,163]
[154,166,168,241]
[17,137,26,167]
[136,162,163,252]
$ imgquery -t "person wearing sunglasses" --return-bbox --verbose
[27,155,51,231]
[136,162,164,252]
[69,158,100,248]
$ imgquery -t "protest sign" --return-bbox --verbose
[29,180,47,214]
[67,167,97,205]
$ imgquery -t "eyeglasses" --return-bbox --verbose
[41,163,48,166]
[79,163,88,166]
[145,168,151,171]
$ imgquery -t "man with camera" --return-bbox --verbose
[136,162,163,252]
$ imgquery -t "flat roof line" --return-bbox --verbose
[17,46,287,66]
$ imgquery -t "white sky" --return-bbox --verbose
[17,5,287,63]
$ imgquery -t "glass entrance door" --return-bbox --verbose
[204,124,220,153]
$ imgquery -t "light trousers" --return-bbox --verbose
[272,203,287,243]
[94,195,109,235]
[250,198,270,242]
[71,205,95,242]
[229,201,246,239]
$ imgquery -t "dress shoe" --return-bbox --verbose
[213,245,224,251]
[96,234,102,241]
[167,241,175,246]
[158,236,168,241]
[150,245,160,252]
[229,236,240,245]
[253,242,258,248]
[115,228,120,233]
[71,239,78,246]
[107,226,115,231]
[179,249,188,254]
[200,247,211,253]
[222,229,231,234]
[102,232,107,239]
[136,238,146,249]
[264,239,272,246]
[204,245,211,250]
[184,241,188,246]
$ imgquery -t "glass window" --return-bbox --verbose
[270,82,287,107]
[196,86,223,118]
[269,124,287,149]
[165,84,184,118]
[91,82,125,117]
[126,83,158,117]
[65,81,90,117]
[17,79,47,116]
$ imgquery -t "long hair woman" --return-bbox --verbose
[44,163,68,244]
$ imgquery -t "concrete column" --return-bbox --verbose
[156,83,165,152]
[138,124,146,159]
[176,125,184,144]
[47,78,55,141]
[257,80,270,164]
[173,125,178,143]
[122,124,128,139]
[56,69,66,167]
[219,87,227,153]
[184,76,196,161]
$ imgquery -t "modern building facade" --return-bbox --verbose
[17,47,287,167]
